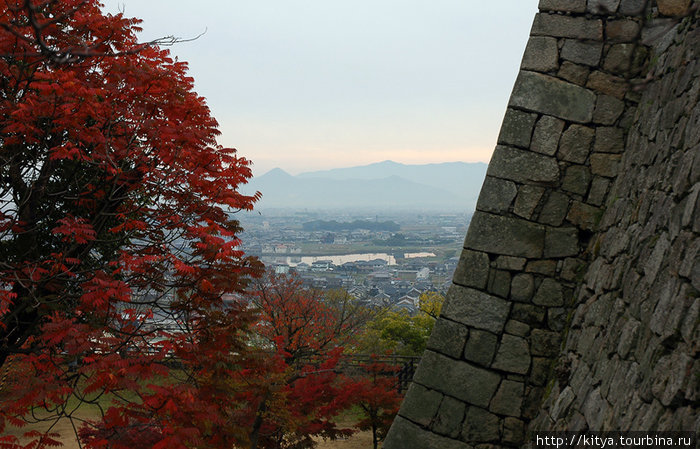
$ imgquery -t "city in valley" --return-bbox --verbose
[238,209,472,312]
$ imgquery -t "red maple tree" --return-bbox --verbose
[0,1,262,447]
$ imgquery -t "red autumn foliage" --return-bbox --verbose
[0,1,262,447]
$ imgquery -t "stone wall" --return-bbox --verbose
[384,1,698,448]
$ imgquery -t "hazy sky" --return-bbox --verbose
[102,1,539,175]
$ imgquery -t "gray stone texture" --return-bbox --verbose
[462,407,500,443]
[522,36,559,73]
[476,176,517,214]
[533,278,564,306]
[490,380,525,416]
[514,185,545,219]
[453,249,490,290]
[487,145,560,184]
[510,71,596,123]
[464,329,498,367]
[532,14,603,40]
[511,273,535,302]
[538,191,570,226]
[397,383,442,427]
[559,125,595,164]
[498,108,537,148]
[427,318,468,359]
[539,0,587,12]
[492,334,531,374]
[384,417,473,449]
[561,40,603,66]
[593,95,625,125]
[442,284,511,333]
[466,212,545,258]
[531,115,565,156]
[562,165,592,195]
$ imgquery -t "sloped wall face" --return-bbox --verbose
[384,1,699,448]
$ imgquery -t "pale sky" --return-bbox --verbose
[102,1,539,175]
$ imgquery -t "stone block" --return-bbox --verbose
[476,176,517,214]
[464,329,499,367]
[487,145,560,183]
[559,125,595,164]
[526,260,557,276]
[603,43,635,74]
[587,176,610,206]
[561,40,603,66]
[453,249,490,290]
[587,71,628,99]
[514,185,545,219]
[558,61,590,86]
[530,357,553,386]
[531,329,562,357]
[539,191,570,226]
[492,334,531,374]
[522,36,559,73]
[590,153,622,177]
[487,269,511,298]
[384,416,473,449]
[397,382,443,426]
[433,395,467,439]
[510,71,596,123]
[567,201,601,231]
[490,380,525,416]
[462,407,500,443]
[657,0,691,16]
[505,320,530,337]
[593,95,625,125]
[562,165,592,195]
[587,0,620,13]
[531,115,565,156]
[495,256,527,271]
[548,307,568,332]
[619,0,646,15]
[466,212,545,258]
[545,226,580,258]
[442,284,511,333]
[594,127,625,153]
[532,13,603,40]
[503,417,526,445]
[511,273,535,302]
[498,108,538,148]
[512,303,547,326]
[414,351,501,408]
[539,0,587,12]
[606,19,641,42]
[533,278,564,306]
[428,318,469,359]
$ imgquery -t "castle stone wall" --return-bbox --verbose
[384,1,698,447]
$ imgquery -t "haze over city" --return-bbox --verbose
[102,1,539,175]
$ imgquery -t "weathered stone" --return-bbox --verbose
[606,19,641,42]
[512,303,547,326]
[594,127,625,153]
[603,43,635,74]
[428,318,468,359]
[397,383,443,427]
[587,71,628,99]
[464,329,499,367]
[498,109,537,148]
[530,357,553,386]
[562,165,592,195]
[490,380,525,417]
[593,95,626,125]
[531,115,565,156]
[492,334,531,374]
[619,0,646,15]
[558,61,590,85]
[514,185,545,219]
[433,396,467,439]
[548,307,569,332]
[526,260,557,276]
[539,191,570,226]
[539,0,587,12]
[551,386,576,421]
[462,407,500,443]
[587,176,610,205]
[583,387,609,430]
[587,0,620,13]
[590,153,622,177]
[495,256,527,271]
[531,329,562,357]
[533,278,564,306]
[505,320,530,337]
[532,13,603,40]
[544,226,580,258]
[522,36,559,73]
[487,145,560,184]
[476,176,518,214]
[466,212,545,258]
[453,249,490,290]
[559,125,595,164]
[487,269,511,298]
[657,0,691,16]
[503,417,526,445]
[511,273,535,302]
[561,40,603,66]
[567,201,601,230]
[414,351,501,408]
[510,71,596,123]
[384,416,473,449]
[442,284,511,333]
[617,318,640,358]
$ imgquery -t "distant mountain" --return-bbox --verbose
[243,161,487,211]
